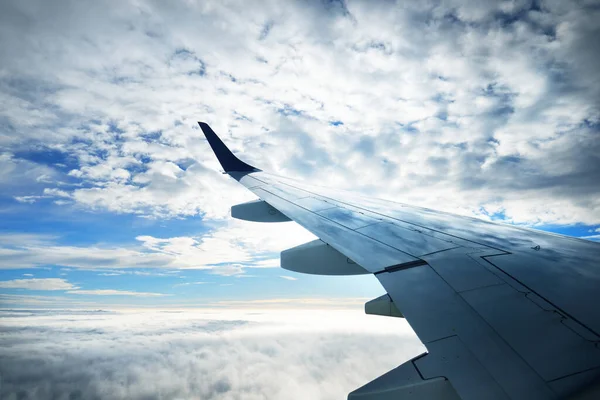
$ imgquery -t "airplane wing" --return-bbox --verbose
[199,122,600,400]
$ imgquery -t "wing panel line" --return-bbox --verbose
[250,186,419,273]
[262,176,499,252]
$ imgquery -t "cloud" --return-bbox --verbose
[0,278,77,290]
[0,0,597,227]
[14,195,42,203]
[0,242,174,270]
[135,221,315,271]
[0,278,165,297]
[0,153,59,191]
[209,264,246,276]
[212,297,370,308]
[580,234,600,242]
[0,222,314,276]
[0,308,424,400]
[0,233,57,247]
[279,275,298,281]
[0,293,87,306]
[173,281,210,287]
[67,289,168,297]
[253,258,281,268]
[97,270,179,277]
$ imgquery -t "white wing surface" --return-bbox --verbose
[200,122,600,400]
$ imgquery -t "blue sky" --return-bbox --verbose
[0,0,599,309]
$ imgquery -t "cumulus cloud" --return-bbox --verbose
[0,309,424,400]
[135,219,316,270]
[0,0,597,226]
[0,278,77,290]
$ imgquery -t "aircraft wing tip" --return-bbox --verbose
[197,121,259,173]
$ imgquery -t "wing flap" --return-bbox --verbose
[461,281,600,381]
[376,258,555,399]
[349,356,462,400]
[424,248,505,293]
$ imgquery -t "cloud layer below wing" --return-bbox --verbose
[0,308,424,399]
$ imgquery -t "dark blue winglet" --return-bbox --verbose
[198,122,260,173]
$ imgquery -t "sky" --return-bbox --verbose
[0,0,599,398]
[0,0,598,309]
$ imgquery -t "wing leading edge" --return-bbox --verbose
[199,122,600,400]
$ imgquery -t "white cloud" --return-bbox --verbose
[0,243,174,270]
[173,281,211,287]
[0,308,424,399]
[212,298,372,309]
[0,222,314,276]
[0,154,58,189]
[14,195,42,203]
[68,166,254,219]
[0,0,597,227]
[279,275,298,281]
[253,258,281,268]
[0,278,77,291]
[135,220,315,270]
[97,270,178,277]
[581,234,600,242]
[0,233,57,247]
[209,264,246,276]
[67,290,168,297]
[0,278,164,297]
[42,188,70,197]
[0,293,90,306]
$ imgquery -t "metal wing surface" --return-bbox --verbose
[199,122,600,400]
